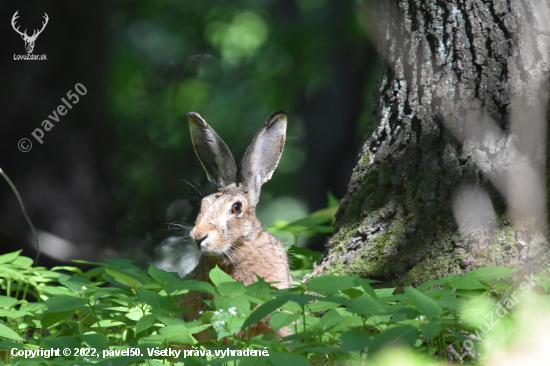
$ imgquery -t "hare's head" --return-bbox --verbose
[187,111,287,256]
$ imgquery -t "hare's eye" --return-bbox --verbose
[231,202,242,214]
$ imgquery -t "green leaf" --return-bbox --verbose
[41,310,74,329]
[0,250,22,264]
[237,354,270,366]
[242,297,288,329]
[59,274,92,290]
[356,278,379,299]
[280,300,304,313]
[300,346,339,353]
[313,309,362,332]
[110,298,140,309]
[136,314,157,334]
[390,307,421,321]
[40,286,78,296]
[340,330,371,352]
[103,258,135,267]
[0,309,33,318]
[438,297,467,311]
[269,312,300,331]
[327,191,340,208]
[368,325,420,354]
[106,268,140,287]
[421,288,455,299]
[375,288,396,297]
[280,293,318,307]
[269,352,309,366]
[0,323,23,341]
[214,296,250,316]
[307,225,334,234]
[305,301,340,313]
[148,264,179,293]
[45,296,88,313]
[245,278,271,300]
[419,322,442,342]
[11,256,33,268]
[405,286,443,320]
[91,320,126,328]
[95,347,148,366]
[79,333,109,352]
[73,259,107,267]
[42,336,81,351]
[415,279,447,292]
[317,309,342,330]
[0,340,26,350]
[158,325,193,343]
[209,266,235,286]
[349,294,386,315]
[50,265,82,272]
[141,283,162,290]
[176,280,217,294]
[328,315,363,332]
[0,295,18,309]
[155,314,186,326]
[307,275,357,295]
[464,266,518,281]
[138,289,183,315]
[218,281,246,296]
[287,215,331,228]
[449,277,487,290]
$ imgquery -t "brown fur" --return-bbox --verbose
[180,111,292,340]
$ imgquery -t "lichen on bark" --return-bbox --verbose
[315,0,550,288]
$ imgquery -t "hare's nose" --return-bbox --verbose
[195,233,208,247]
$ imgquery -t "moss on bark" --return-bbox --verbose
[314,0,550,287]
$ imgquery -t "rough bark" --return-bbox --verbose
[315,0,550,288]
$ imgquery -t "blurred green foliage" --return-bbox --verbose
[268,192,339,247]
[105,0,370,252]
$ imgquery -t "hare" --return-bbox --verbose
[179,111,292,339]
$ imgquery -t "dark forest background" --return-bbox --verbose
[0,0,377,268]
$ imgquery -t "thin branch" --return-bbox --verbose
[0,167,40,265]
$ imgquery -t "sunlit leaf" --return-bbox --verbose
[0,324,23,341]
[405,286,443,320]
[210,266,235,286]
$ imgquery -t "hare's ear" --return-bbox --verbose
[188,112,237,188]
[241,111,287,205]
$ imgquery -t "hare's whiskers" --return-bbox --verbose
[182,179,204,198]
[227,244,246,269]
[194,178,206,197]
[225,248,244,270]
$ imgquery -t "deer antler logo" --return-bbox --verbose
[11,11,49,54]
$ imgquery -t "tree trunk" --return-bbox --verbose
[315,0,550,288]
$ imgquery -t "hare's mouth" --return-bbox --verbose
[200,248,217,256]
[198,245,224,257]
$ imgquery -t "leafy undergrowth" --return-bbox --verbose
[1,250,550,366]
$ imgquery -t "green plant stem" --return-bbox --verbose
[78,311,84,335]
[88,300,104,334]
[0,167,40,265]
[7,280,11,296]
[302,305,306,336]
[15,281,22,299]
[442,334,447,360]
